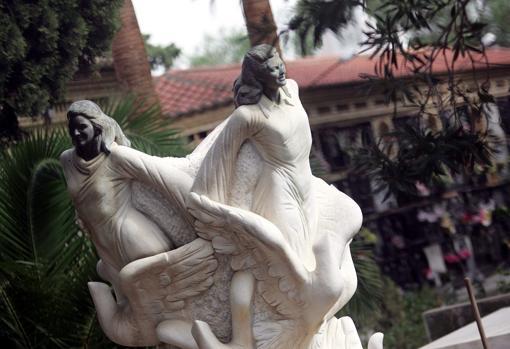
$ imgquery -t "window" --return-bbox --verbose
[198,131,207,139]
[317,105,332,114]
[496,80,506,88]
[439,106,471,131]
[354,101,367,109]
[318,123,374,171]
[394,115,420,130]
[334,176,375,213]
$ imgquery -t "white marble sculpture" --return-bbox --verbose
[61,44,384,349]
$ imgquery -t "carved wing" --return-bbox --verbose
[189,192,308,316]
[185,136,308,318]
[118,238,218,319]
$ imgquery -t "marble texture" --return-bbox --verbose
[186,80,377,349]
[61,45,384,349]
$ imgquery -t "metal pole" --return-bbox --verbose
[464,277,490,349]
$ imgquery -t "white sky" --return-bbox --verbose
[132,0,296,63]
[131,0,368,69]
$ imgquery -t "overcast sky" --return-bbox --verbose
[131,0,368,68]
[132,1,296,59]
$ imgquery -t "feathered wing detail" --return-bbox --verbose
[188,140,310,319]
[253,320,301,349]
[89,238,218,347]
[118,238,218,319]
[190,196,310,348]
[191,195,308,315]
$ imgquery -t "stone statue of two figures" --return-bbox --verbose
[61,45,384,349]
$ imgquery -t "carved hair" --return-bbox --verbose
[233,44,278,107]
[67,100,131,153]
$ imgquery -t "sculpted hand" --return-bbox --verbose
[341,317,384,349]
[89,239,218,347]
[188,192,230,228]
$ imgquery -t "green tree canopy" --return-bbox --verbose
[0,0,124,143]
[188,28,250,68]
[143,34,181,71]
[485,0,510,46]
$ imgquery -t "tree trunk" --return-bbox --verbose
[242,0,281,55]
[111,0,159,107]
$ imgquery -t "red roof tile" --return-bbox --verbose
[155,48,510,117]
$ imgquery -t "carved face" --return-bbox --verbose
[69,114,97,148]
[259,52,286,90]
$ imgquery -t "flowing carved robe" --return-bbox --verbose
[60,144,194,272]
[192,79,317,269]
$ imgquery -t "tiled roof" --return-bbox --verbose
[155,48,510,117]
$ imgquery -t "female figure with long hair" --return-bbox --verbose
[61,100,194,271]
[60,100,224,347]
[188,45,383,349]
[191,45,317,268]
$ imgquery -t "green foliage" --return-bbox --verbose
[289,0,363,55]
[188,28,251,67]
[143,34,181,71]
[354,125,494,199]
[290,0,504,198]
[485,0,510,46]
[0,128,100,348]
[0,97,185,348]
[376,282,441,349]
[338,228,383,323]
[102,97,187,157]
[349,277,441,349]
[0,0,123,142]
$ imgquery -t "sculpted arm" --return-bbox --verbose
[191,107,261,203]
[110,146,193,218]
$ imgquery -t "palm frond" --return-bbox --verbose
[289,0,363,55]
[338,228,383,323]
[0,94,187,347]
[0,128,71,265]
[0,281,32,348]
[101,96,188,156]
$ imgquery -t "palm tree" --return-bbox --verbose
[0,97,185,348]
[241,0,281,54]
